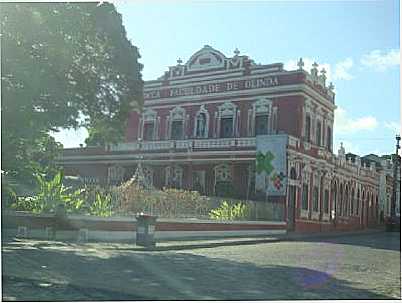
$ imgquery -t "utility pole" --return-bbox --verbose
[391,134,401,218]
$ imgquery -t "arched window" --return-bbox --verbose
[214,164,234,197]
[142,108,157,141]
[255,114,269,135]
[370,195,374,218]
[305,115,311,142]
[351,188,355,216]
[290,167,297,180]
[301,165,311,211]
[344,186,349,216]
[169,106,185,140]
[252,98,273,136]
[324,189,330,214]
[302,183,309,210]
[214,164,232,182]
[339,185,343,216]
[316,120,322,146]
[327,126,332,151]
[312,174,319,212]
[332,182,338,217]
[357,189,360,215]
[165,166,183,188]
[218,102,237,138]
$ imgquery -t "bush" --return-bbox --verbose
[1,171,17,209]
[11,172,84,214]
[114,179,212,218]
[89,192,113,217]
[209,201,250,221]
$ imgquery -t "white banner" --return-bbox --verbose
[255,134,288,197]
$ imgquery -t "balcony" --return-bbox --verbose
[194,138,235,149]
[141,141,174,151]
[109,137,256,152]
[108,136,301,152]
[109,142,139,152]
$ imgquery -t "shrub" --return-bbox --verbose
[114,179,212,218]
[1,171,17,209]
[11,171,84,214]
[89,192,113,217]
[209,201,250,221]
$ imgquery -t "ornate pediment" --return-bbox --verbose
[157,46,251,80]
[169,106,185,120]
[254,98,273,114]
[142,108,157,121]
[218,101,237,117]
[186,45,226,71]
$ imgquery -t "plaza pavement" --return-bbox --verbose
[2,230,400,300]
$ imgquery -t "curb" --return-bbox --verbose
[140,237,281,251]
[134,228,387,251]
[278,228,386,242]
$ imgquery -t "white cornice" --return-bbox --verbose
[59,149,256,162]
[144,65,286,88]
[145,70,292,90]
[59,157,256,165]
[145,70,245,88]
[144,84,335,111]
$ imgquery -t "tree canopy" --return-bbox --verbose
[1,2,143,188]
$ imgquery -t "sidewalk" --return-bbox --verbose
[2,227,387,251]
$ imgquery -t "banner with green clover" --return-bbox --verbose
[255,134,288,196]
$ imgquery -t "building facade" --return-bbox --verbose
[60,45,385,231]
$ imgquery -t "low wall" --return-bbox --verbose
[294,217,363,233]
[1,211,287,242]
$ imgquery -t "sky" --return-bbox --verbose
[53,0,401,156]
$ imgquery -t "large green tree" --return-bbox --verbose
[1,2,143,189]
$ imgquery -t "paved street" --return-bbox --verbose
[2,231,400,301]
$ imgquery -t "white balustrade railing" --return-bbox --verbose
[194,138,234,148]
[175,140,192,149]
[109,137,261,152]
[237,137,256,147]
[109,142,140,151]
[141,141,174,150]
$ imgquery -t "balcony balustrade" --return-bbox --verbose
[194,138,234,149]
[175,140,193,149]
[109,142,140,151]
[108,135,299,152]
[141,141,174,151]
[237,137,256,147]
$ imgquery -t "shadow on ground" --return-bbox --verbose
[297,231,401,252]
[1,238,397,301]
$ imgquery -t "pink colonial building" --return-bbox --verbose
[60,45,382,232]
